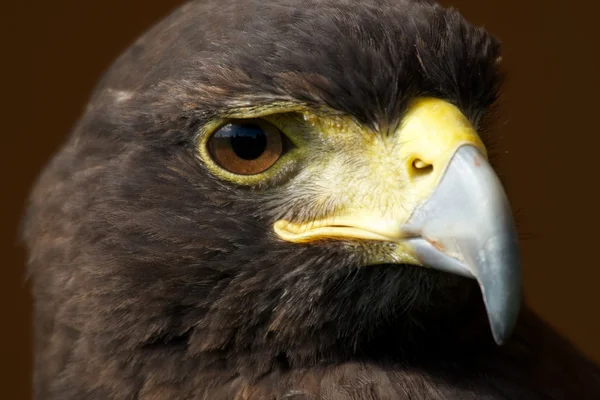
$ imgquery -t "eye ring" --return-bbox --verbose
[207,119,285,175]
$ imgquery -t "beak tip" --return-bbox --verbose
[485,285,522,346]
[490,320,511,346]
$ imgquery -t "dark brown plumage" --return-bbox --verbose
[22,0,600,399]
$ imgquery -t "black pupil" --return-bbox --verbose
[227,124,268,160]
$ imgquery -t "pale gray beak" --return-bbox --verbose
[405,145,522,344]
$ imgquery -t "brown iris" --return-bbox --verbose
[207,119,285,175]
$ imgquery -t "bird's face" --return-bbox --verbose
[197,96,520,346]
[24,0,521,371]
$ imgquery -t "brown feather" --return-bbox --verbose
[22,0,600,399]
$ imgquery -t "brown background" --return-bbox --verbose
[3,0,599,398]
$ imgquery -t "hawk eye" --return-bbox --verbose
[207,119,285,175]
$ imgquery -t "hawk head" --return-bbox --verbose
[23,0,520,395]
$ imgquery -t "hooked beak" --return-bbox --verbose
[274,98,522,345]
[403,144,521,344]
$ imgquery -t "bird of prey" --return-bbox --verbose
[23,0,600,399]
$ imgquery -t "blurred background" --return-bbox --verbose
[4,0,599,398]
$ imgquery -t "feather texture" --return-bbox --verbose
[22,0,600,398]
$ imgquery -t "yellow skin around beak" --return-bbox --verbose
[274,98,486,265]
[273,98,521,344]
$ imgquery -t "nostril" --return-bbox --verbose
[412,159,429,169]
[411,158,434,177]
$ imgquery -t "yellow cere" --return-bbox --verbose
[273,97,487,264]
[197,97,487,265]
